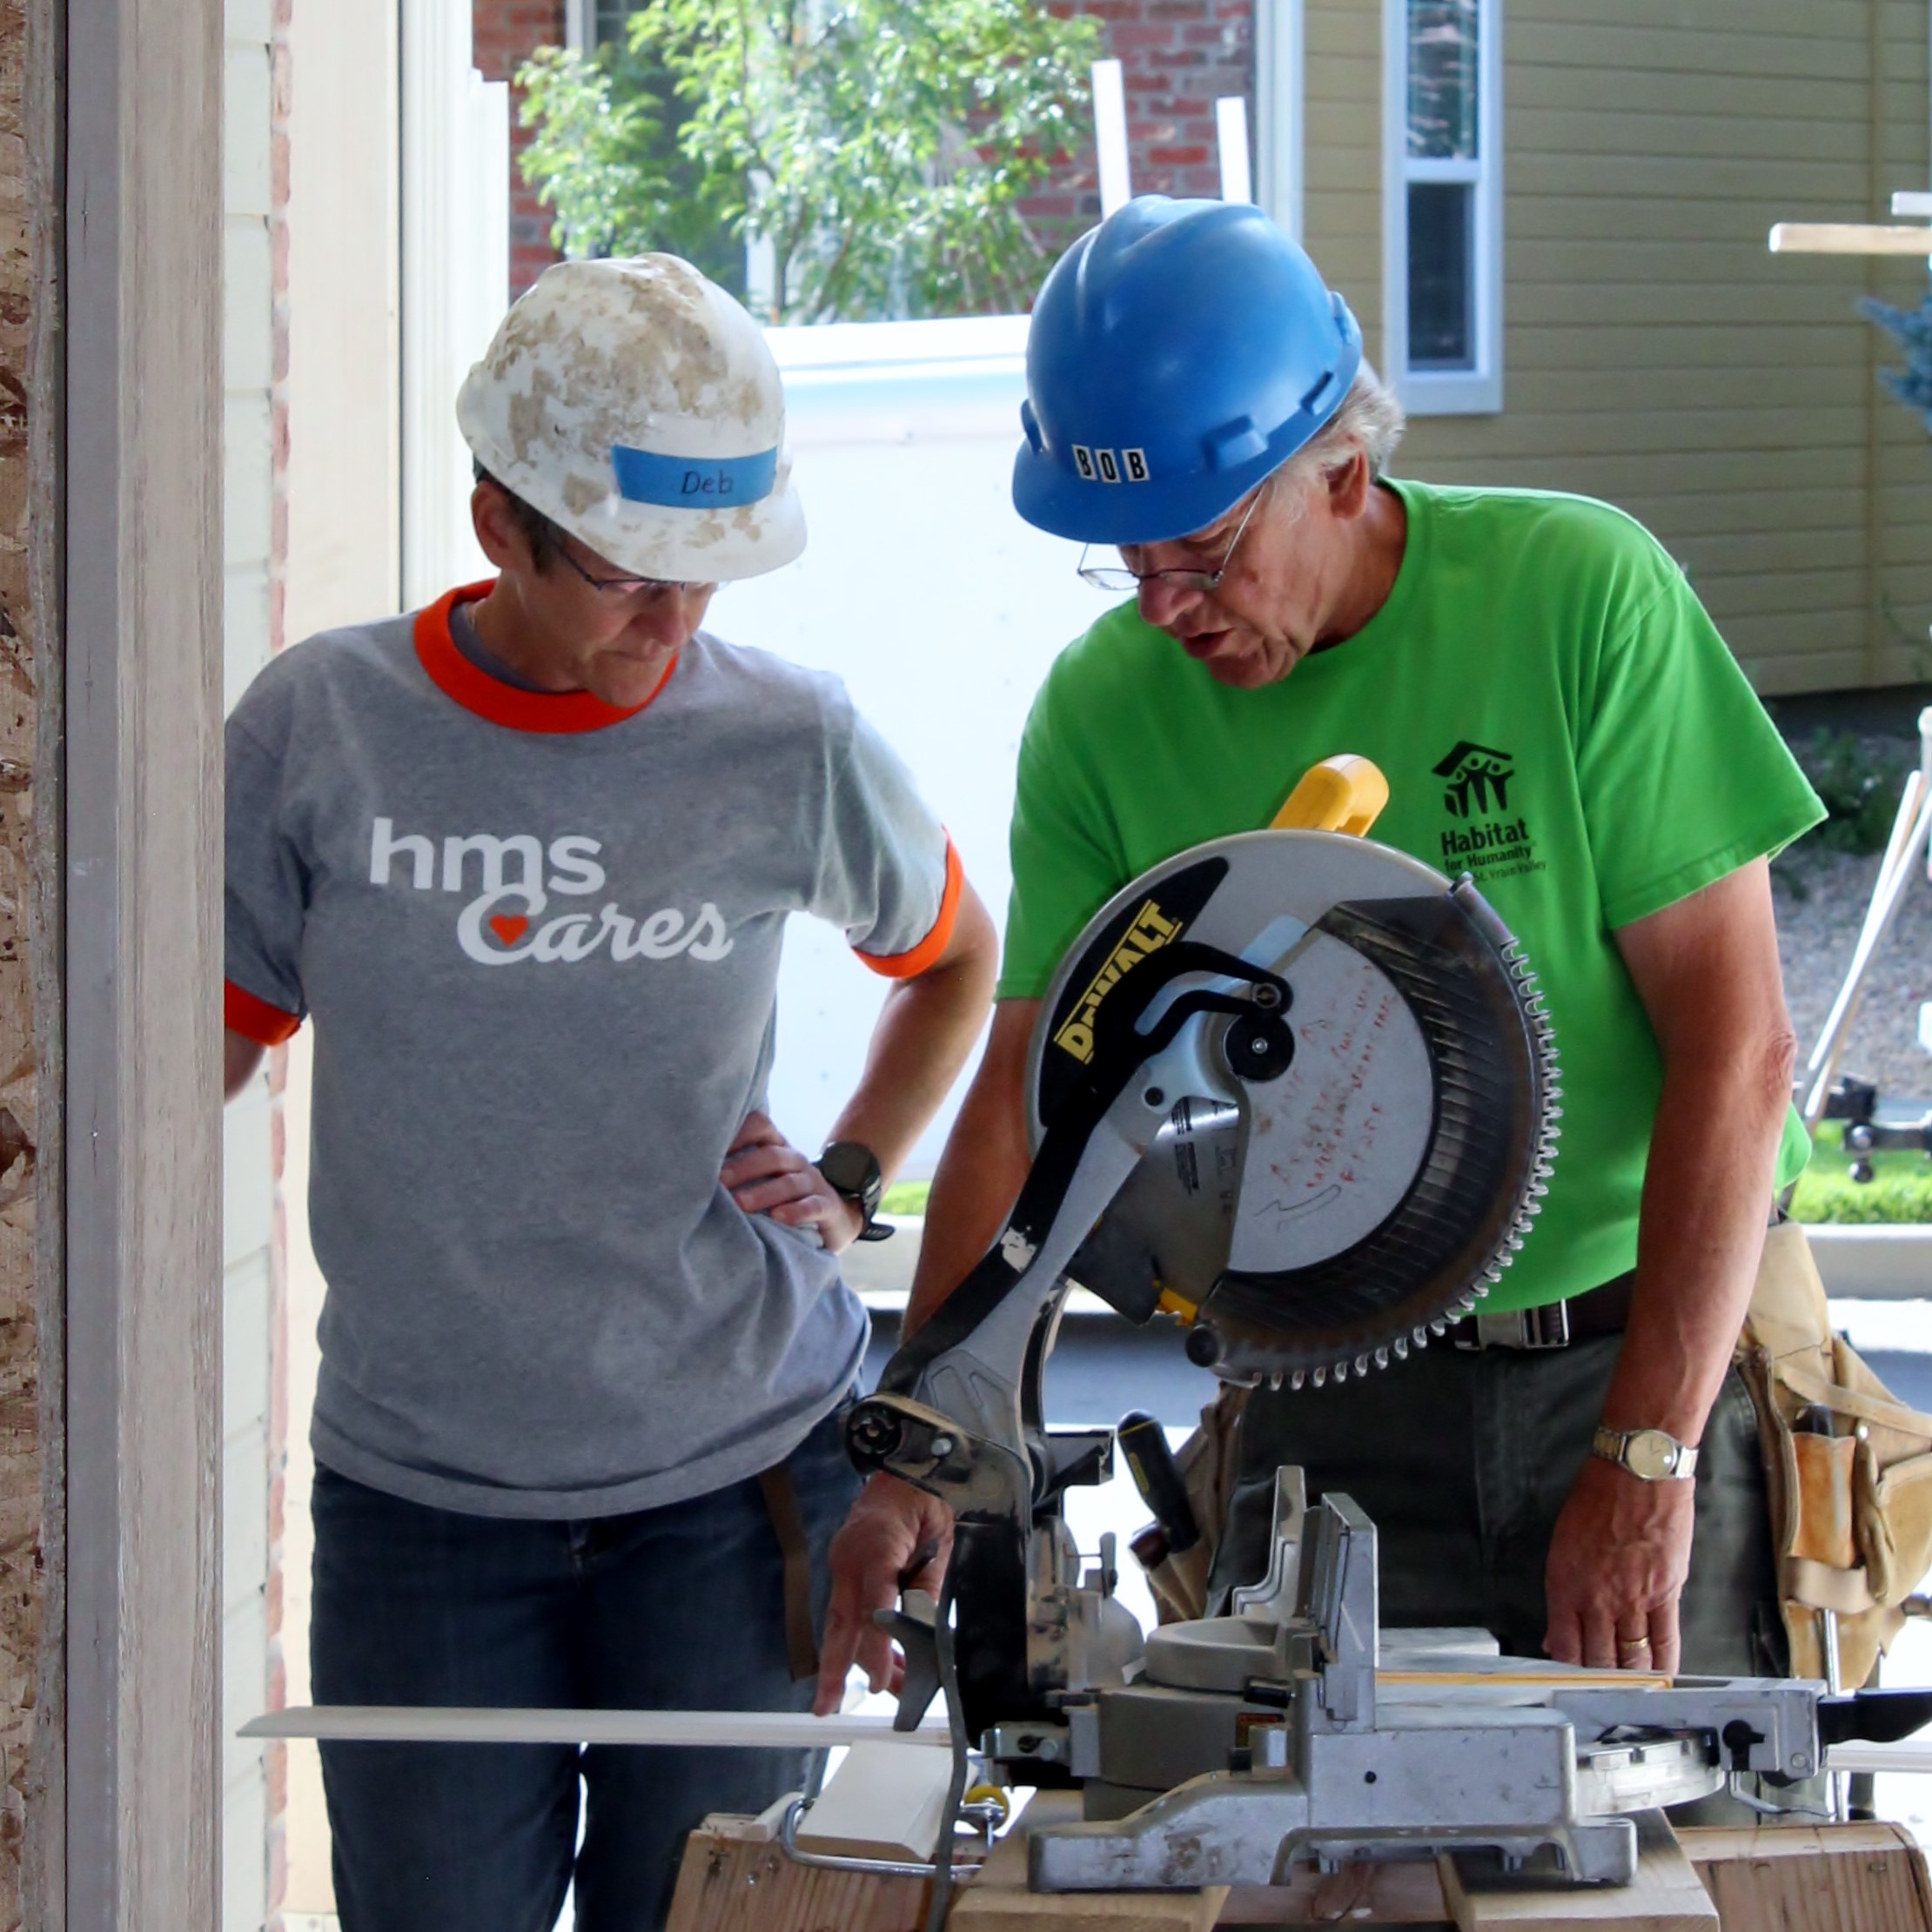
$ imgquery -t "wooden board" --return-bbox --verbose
[664,1805,943,1932]
[1681,1821,1932,1932]
[664,1802,1932,1932]
[1439,1813,1716,1932]
[949,1793,1228,1932]
[792,1742,958,1864]
[1219,1862,1454,1923]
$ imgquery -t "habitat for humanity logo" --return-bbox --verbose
[1433,741,1515,818]
[1432,741,1542,881]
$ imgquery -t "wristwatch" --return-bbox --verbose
[1592,1424,1699,1483]
[816,1140,894,1244]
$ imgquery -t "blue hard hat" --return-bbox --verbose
[1012,197,1362,546]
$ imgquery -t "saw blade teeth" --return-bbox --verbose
[1312,1365,1328,1389]
[1428,1318,1447,1336]
[1393,1336,1409,1361]
[1291,1370,1306,1392]
[1334,1359,1351,1383]
[1412,1326,1429,1350]
[1268,1372,1284,1391]
[1373,1345,1390,1371]
[1355,1352,1371,1376]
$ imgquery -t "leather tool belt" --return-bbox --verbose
[1736,1219,1932,1691]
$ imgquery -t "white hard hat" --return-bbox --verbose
[456,255,805,583]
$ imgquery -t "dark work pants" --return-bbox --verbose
[1208,1332,1793,1822]
[310,1406,860,1932]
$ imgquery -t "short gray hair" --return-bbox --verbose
[1277,364,1406,494]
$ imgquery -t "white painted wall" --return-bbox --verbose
[221,0,278,1926]
[730,318,1107,1173]
[399,0,508,606]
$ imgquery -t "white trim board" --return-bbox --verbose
[244,1706,952,1748]
[1254,0,1305,241]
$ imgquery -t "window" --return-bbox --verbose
[1382,0,1501,413]
[591,0,645,47]
[566,0,649,51]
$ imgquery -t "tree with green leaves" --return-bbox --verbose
[519,0,1101,326]
[1864,281,1932,429]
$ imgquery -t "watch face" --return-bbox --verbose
[1624,1430,1680,1481]
[819,1140,882,1208]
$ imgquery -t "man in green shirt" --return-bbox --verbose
[815,198,1822,1719]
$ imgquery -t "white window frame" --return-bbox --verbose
[1381,0,1503,414]
[1255,0,1305,243]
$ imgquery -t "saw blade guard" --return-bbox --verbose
[1024,829,1560,1387]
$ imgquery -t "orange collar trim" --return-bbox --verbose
[413,581,679,735]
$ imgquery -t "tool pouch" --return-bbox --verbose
[1736,1220,1932,1688]
[1137,1384,1250,1625]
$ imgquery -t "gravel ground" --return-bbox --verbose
[1774,837,1932,1105]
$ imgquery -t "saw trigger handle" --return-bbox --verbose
[873,1588,944,1731]
[1271,754,1389,837]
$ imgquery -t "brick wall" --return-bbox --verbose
[1022,0,1257,245]
[471,0,1255,308]
[473,0,567,297]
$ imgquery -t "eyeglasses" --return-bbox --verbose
[1077,485,1267,595]
[555,540,713,600]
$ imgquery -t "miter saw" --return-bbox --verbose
[840,761,1932,1899]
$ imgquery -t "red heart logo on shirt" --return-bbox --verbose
[489,915,530,946]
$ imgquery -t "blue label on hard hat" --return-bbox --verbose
[611,444,779,507]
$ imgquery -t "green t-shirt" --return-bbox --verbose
[1001,479,1824,1312]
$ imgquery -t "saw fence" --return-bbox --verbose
[665,1794,1932,1932]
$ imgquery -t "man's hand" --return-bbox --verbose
[813,1472,954,1716]
[721,1110,866,1252]
[1544,1455,1694,1674]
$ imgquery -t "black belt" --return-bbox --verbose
[1443,1270,1635,1352]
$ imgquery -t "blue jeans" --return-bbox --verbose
[310,1405,860,1932]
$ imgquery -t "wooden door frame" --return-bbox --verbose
[47,0,226,1922]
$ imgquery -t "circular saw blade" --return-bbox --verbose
[1027,830,1560,1388]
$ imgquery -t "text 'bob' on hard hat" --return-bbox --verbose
[1011,197,1362,547]
[457,255,805,584]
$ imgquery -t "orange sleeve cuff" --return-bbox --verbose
[855,836,964,981]
[225,979,301,1046]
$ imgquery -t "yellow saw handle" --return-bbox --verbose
[1271,755,1389,837]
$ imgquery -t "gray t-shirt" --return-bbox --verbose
[225,587,958,1518]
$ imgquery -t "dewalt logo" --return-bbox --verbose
[1052,900,1182,1063]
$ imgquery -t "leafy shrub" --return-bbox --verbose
[1791,1148,1932,1225]
[1786,729,1914,857]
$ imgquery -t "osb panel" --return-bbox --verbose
[0,0,37,1922]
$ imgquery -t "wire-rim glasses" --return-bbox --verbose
[555,538,713,600]
[1077,484,1267,595]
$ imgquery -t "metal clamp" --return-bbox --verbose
[776,1793,1008,1878]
